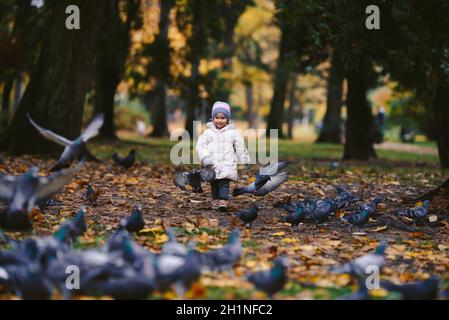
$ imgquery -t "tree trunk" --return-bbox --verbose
[150,0,173,137]
[432,85,449,168]
[266,31,289,138]
[1,75,13,128]
[94,0,140,139]
[245,81,255,128]
[185,58,200,138]
[287,73,298,139]
[343,63,377,160]
[0,0,106,155]
[13,73,24,110]
[316,50,344,144]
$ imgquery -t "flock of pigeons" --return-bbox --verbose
[0,115,446,299]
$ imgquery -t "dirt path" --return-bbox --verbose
[375,141,438,155]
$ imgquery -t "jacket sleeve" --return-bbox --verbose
[195,130,211,162]
[234,130,250,164]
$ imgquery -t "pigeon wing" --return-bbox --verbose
[35,163,81,202]
[0,174,16,202]
[174,172,189,190]
[199,166,215,182]
[27,113,72,147]
[255,172,288,196]
[259,160,289,176]
[80,113,104,142]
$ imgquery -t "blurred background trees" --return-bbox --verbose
[0,0,448,168]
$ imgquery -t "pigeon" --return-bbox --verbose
[236,204,260,228]
[283,206,307,229]
[258,160,289,176]
[119,204,144,233]
[0,165,81,231]
[28,113,104,171]
[84,185,100,203]
[233,171,288,197]
[174,170,203,193]
[156,241,202,297]
[161,228,188,258]
[53,206,88,245]
[335,185,360,209]
[2,263,54,299]
[200,228,241,272]
[336,278,371,300]
[304,199,337,222]
[38,198,62,210]
[112,149,136,169]
[397,200,431,219]
[380,276,440,300]
[247,256,289,298]
[275,198,317,216]
[359,196,382,216]
[199,166,215,182]
[331,241,388,277]
[341,208,370,228]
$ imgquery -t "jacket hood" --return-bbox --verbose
[206,121,235,132]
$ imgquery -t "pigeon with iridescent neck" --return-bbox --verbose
[200,228,242,272]
[119,204,144,233]
[28,113,103,171]
[380,276,440,300]
[236,204,260,228]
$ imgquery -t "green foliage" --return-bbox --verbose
[114,101,149,131]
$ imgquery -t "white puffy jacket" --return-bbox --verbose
[196,122,250,181]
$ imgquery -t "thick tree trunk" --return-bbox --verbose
[432,85,449,168]
[316,50,344,144]
[150,0,173,137]
[244,81,255,128]
[94,0,140,139]
[1,75,13,128]
[287,74,297,139]
[266,31,289,138]
[0,0,106,155]
[343,63,377,160]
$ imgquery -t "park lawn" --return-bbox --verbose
[1,137,448,300]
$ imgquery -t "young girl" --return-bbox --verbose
[196,101,250,211]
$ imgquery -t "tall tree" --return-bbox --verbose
[266,0,330,138]
[146,0,174,137]
[316,48,344,144]
[94,0,141,139]
[0,0,107,155]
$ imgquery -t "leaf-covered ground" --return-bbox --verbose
[1,139,448,299]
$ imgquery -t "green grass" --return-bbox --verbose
[91,137,440,167]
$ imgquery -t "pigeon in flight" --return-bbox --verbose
[28,113,104,171]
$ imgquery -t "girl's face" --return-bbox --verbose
[213,113,228,129]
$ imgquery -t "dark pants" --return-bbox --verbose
[210,179,230,200]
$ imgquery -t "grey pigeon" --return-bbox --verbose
[28,113,103,171]
[236,204,260,228]
[359,196,382,215]
[335,185,360,209]
[331,241,388,277]
[200,229,242,272]
[397,200,430,219]
[305,199,337,222]
[0,164,81,230]
[246,256,289,297]
[380,276,440,300]
[161,228,188,258]
[233,161,289,197]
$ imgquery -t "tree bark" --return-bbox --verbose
[94,0,140,139]
[150,0,173,137]
[244,81,255,128]
[1,75,13,128]
[316,50,344,144]
[13,72,24,110]
[185,58,200,138]
[343,63,377,160]
[266,31,289,138]
[432,85,449,168]
[287,73,297,139]
[0,0,106,155]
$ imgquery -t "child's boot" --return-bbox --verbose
[218,200,228,212]
[211,200,220,209]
